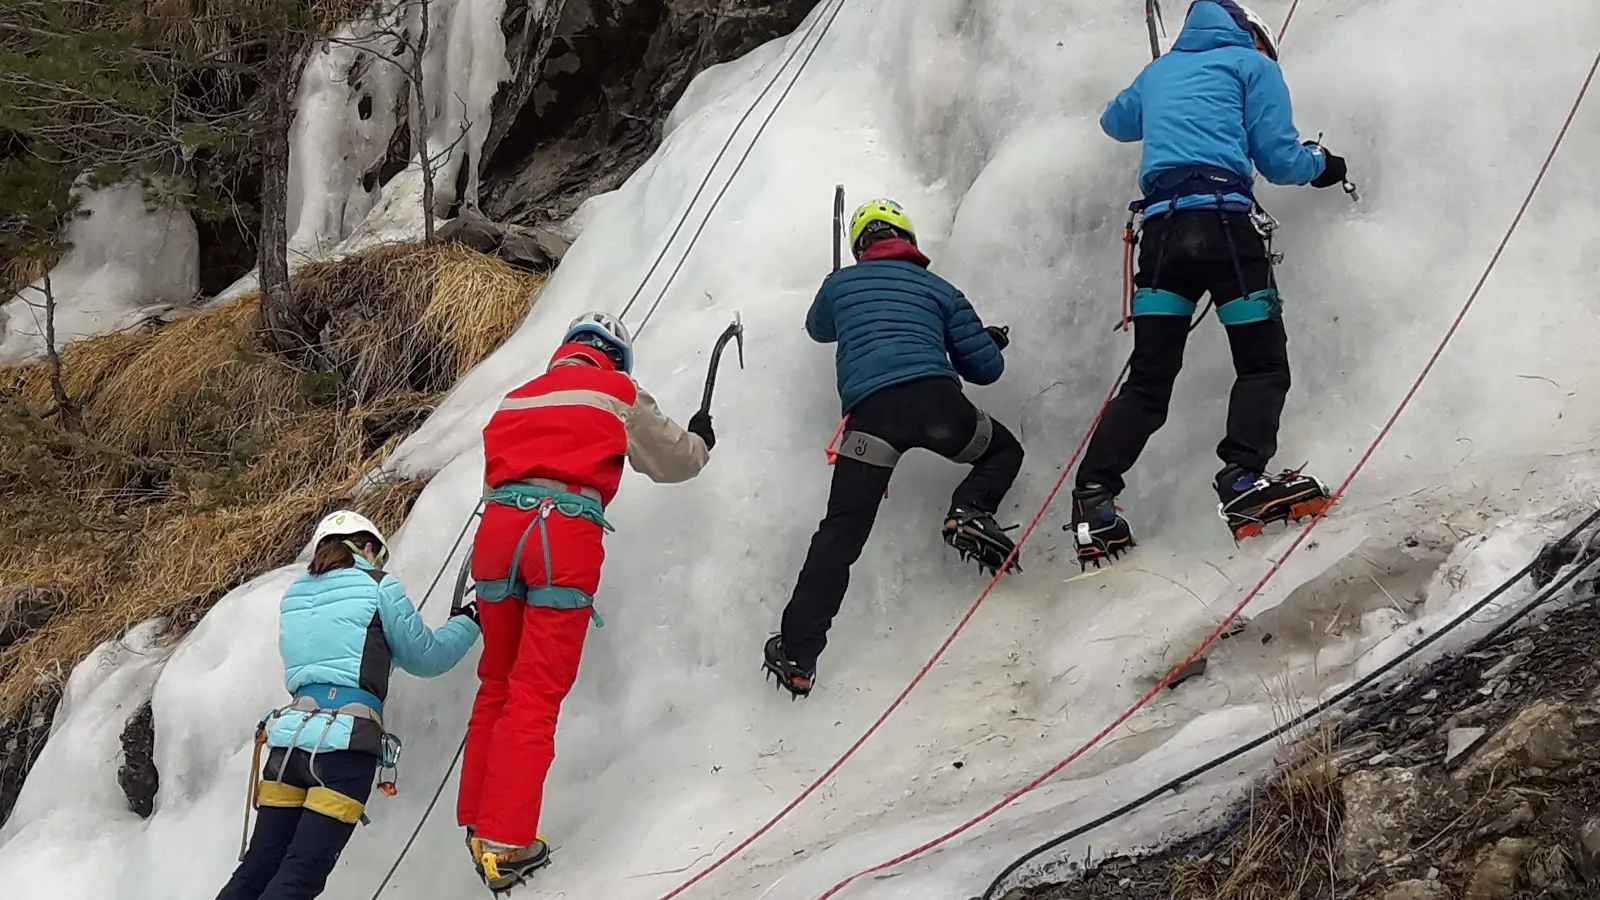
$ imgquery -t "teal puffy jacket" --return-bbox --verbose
[807,239,1004,414]
[264,558,479,756]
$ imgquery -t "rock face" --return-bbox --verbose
[1339,767,1424,877]
[1465,837,1534,900]
[117,700,159,819]
[480,0,821,226]
[1579,815,1600,878]
[0,587,66,652]
[1453,699,1600,782]
[0,685,62,825]
[1381,881,1455,900]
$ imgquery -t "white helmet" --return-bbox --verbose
[1211,0,1279,61]
[311,510,388,560]
[563,311,634,373]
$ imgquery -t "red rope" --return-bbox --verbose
[653,362,1131,900]
[813,45,1600,900]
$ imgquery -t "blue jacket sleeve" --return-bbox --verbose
[1100,73,1145,143]
[1241,58,1326,185]
[376,575,479,678]
[943,289,1005,385]
[805,278,837,343]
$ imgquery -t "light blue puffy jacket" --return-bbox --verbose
[264,558,479,756]
[1100,0,1327,214]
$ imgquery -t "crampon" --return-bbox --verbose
[1219,467,1336,541]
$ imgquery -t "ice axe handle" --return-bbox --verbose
[832,184,845,272]
[699,314,745,415]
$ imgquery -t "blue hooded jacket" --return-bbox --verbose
[807,239,1004,414]
[1100,0,1327,215]
[265,557,479,756]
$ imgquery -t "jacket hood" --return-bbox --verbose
[548,342,619,372]
[1173,1,1256,53]
[858,237,930,268]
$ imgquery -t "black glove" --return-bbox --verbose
[985,324,1010,352]
[1305,142,1348,188]
[688,409,716,451]
[451,596,480,627]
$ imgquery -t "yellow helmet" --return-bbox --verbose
[848,199,916,257]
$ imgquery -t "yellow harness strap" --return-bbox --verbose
[255,781,309,807]
[305,786,366,824]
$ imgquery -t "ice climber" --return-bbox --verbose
[763,199,1024,698]
[1066,0,1347,567]
[458,311,713,891]
[219,510,479,900]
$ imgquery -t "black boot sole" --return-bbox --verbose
[762,659,813,699]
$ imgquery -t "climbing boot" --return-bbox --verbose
[762,635,814,699]
[471,836,551,894]
[1066,483,1135,569]
[942,506,1021,575]
[1216,465,1335,540]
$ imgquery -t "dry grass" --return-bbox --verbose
[0,242,541,714]
[1,258,52,298]
[1170,737,1346,900]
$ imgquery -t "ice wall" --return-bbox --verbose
[3,1,1600,900]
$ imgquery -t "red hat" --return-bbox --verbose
[548,341,619,372]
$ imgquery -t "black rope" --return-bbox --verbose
[632,0,850,338]
[360,9,853,893]
[413,503,482,612]
[616,0,846,325]
[367,734,469,900]
[981,506,1600,900]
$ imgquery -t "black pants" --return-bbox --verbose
[1078,210,1291,495]
[216,748,378,900]
[781,376,1024,670]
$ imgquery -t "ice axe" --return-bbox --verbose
[833,183,846,271]
[1145,0,1165,60]
[698,312,745,417]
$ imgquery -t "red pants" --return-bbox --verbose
[457,506,596,847]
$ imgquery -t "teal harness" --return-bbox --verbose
[476,480,614,627]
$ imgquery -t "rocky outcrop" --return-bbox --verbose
[117,700,159,819]
[1381,881,1454,900]
[0,587,65,652]
[479,0,821,227]
[1009,568,1600,900]
[1340,767,1424,877]
[0,684,62,825]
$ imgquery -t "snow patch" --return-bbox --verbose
[0,183,198,366]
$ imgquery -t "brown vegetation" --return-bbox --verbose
[0,242,541,714]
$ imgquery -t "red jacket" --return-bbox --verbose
[482,343,710,503]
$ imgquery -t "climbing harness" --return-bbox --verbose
[474,479,615,626]
[239,684,394,859]
[1119,164,1286,332]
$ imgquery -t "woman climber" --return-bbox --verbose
[458,311,714,892]
[216,510,480,900]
